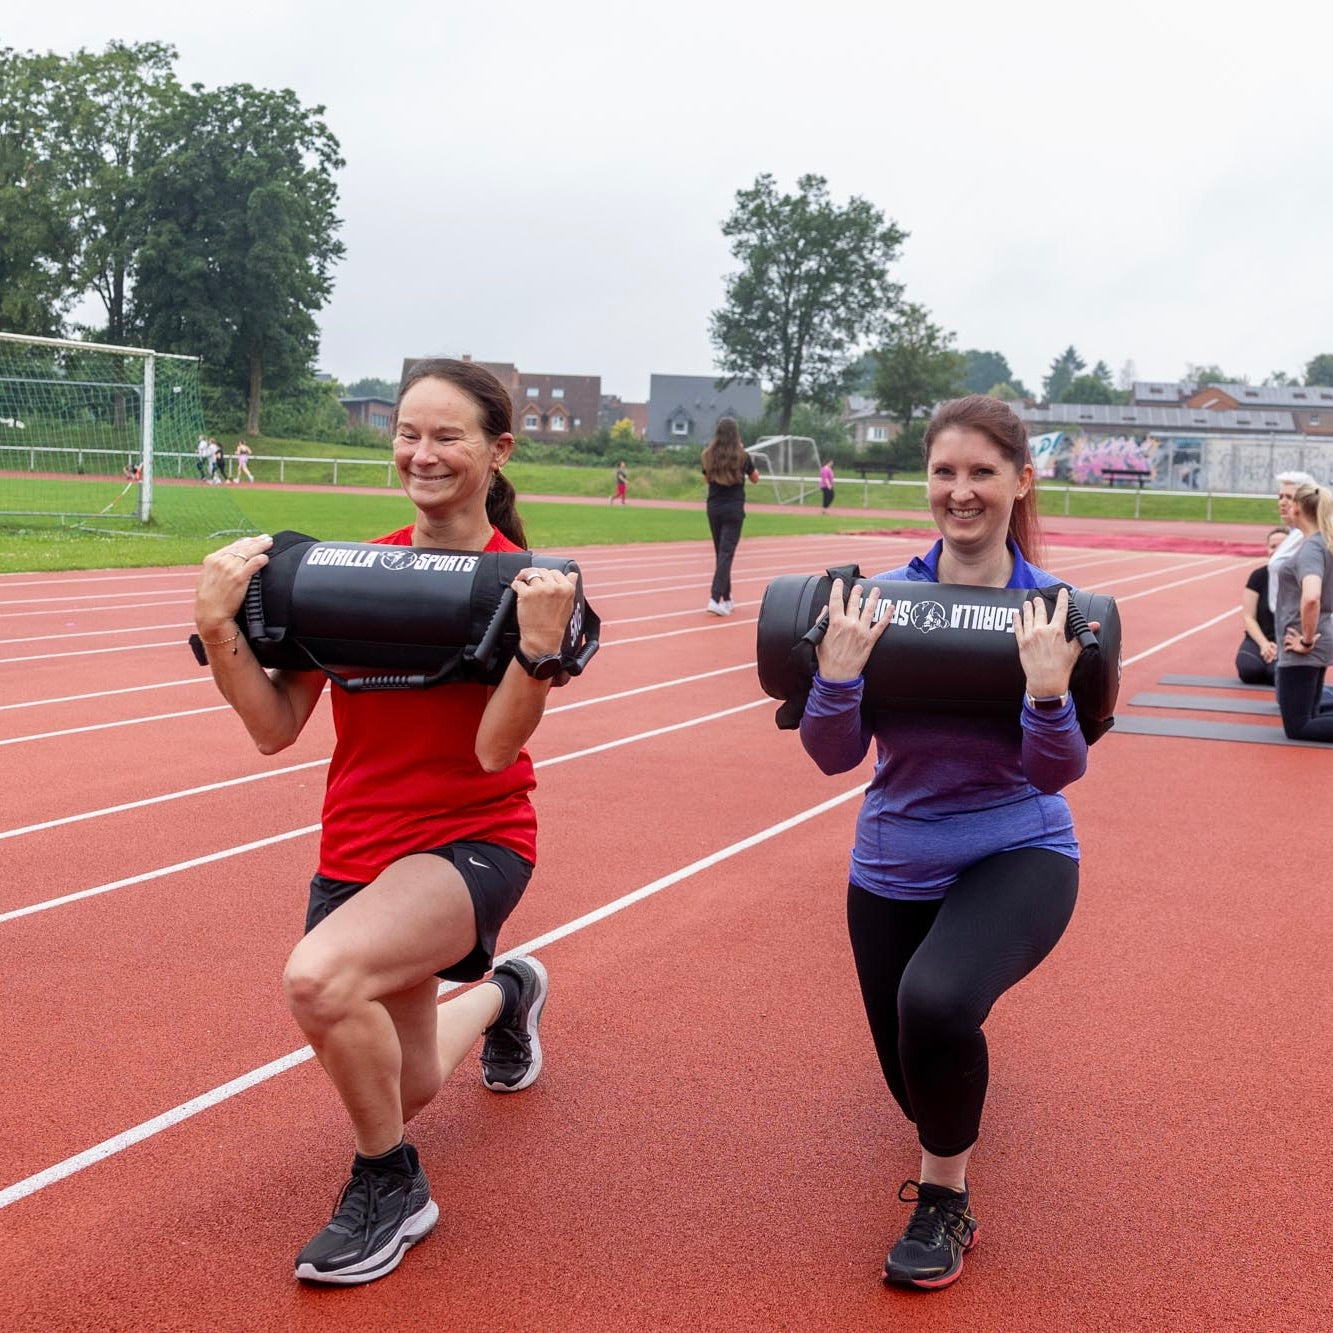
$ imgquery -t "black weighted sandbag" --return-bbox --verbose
[756,566,1120,742]
[190,529,599,691]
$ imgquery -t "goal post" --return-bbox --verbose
[747,435,823,505]
[0,331,251,537]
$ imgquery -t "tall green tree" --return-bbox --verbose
[1058,374,1114,404]
[962,348,1028,399]
[1042,346,1085,403]
[53,41,181,345]
[1304,354,1333,387]
[710,173,906,434]
[0,48,77,335]
[871,303,967,431]
[133,83,345,432]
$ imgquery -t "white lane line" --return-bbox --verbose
[0,699,772,921]
[0,620,193,647]
[0,705,233,747]
[1113,560,1250,602]
[0,640,183,664]
[0,591,191,613]
[1122,608,1239,666]
[0,669,757,839]
[0,784,864,1212]
[0,678,208,713]
[0,760,333,842]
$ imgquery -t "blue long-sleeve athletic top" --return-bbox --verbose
[799,540,1086,901]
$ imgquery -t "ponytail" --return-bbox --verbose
[1294,481,1333,547]
[487,470,527,549]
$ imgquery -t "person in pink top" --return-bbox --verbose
[819,459,836,511]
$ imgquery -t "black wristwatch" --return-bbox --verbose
[514,645,563,680]
[1024,692,1069,711]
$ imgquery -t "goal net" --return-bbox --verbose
[0,331,253,537]
[747,435,823,505]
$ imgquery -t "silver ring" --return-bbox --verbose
[523,571,544,584]
[229,553,249,563]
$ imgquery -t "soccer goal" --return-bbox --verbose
[0,331,251,537]
[748,435,823,505]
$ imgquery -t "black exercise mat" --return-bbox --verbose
[1156,674,1274,693]
[1129,691,1280,717]
[1112,715,1330,749]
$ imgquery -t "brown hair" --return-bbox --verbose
[701,417,746,486]
[395,358,526,548]
[923,394,1043,566]
[1292,481,1333,546]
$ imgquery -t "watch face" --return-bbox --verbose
[519,649,562,680]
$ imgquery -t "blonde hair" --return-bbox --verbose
[1292,481,1333,545]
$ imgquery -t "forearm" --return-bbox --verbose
[1299,595,1320,641]
[201,639,319,754]
[475,666,552,772]
[1241,614,1270,648]
[1020,701,1087,792]
[799,675,872,774]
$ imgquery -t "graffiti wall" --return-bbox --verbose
[1028,432,1332,494]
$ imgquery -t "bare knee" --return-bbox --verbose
[283,942,358,1036]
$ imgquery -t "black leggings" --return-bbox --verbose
[1275,664,1333,741]
[707,501,745,601]
[1235,638,1275,685]
[846,848,1078,1157]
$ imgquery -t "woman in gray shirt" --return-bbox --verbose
[1274,481,1333,741]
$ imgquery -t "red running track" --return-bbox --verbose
[0,529,1329,1331]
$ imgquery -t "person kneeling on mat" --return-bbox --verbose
[193,358,576,1286]
[797,394,1098,1291]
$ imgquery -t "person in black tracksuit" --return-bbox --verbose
[701,417,759,617]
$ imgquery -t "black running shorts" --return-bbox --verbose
[304,840,534,983]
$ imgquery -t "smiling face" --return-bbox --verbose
[392,376,513,521]
[927,426,1033,560]
[1267,528,1287,555]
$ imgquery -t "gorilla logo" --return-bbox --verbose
[378,550,418,572]
[909,600,948,633]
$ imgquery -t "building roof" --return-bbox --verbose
[1206,382,1333,409]
[1016,403,1298,432]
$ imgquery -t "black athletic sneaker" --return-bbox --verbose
[481,956,549,1092]
[293,1144,438,1285]
[882,1179,979,1290]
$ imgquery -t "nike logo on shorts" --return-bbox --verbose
[468,856,487,869]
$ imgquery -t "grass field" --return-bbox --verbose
[0,449,1280,573]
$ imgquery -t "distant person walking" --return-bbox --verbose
[610,460,628,505]
[701,417,759,617]
[234,440,255,483]
[819,460,836,511]
[210,438,227,485]
[195,435,212,482]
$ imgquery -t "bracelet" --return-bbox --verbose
[1300,637,1314,648]
[199,631,240,654]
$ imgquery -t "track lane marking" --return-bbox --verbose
[0,699,770,919]
[0,784,866,1211]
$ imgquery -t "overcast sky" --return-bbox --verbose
[9,0,1331,401]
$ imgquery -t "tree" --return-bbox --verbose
[133,83,345,433]
[710,173,906,434]
[1185,363,1243,386]
[0,48,78,335]
[53,41,181,345]
[962,349,1023,399]
[1042,346,1085,403]
[345,376,399,399]
[871,303,967,432]
[1117,359,1137,392]
[988,381,1019,402]
[1304,354,1333,387]
[609,418,637,447]
[1058,374,1114,405]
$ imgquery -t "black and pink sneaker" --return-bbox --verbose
[882,1180,979,1290]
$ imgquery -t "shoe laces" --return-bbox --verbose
[484,1019,530,1064]
[896,1180,970,1246]
[328,1165,399,1236]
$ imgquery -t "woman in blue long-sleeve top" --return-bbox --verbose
[800,395,1094,1292]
